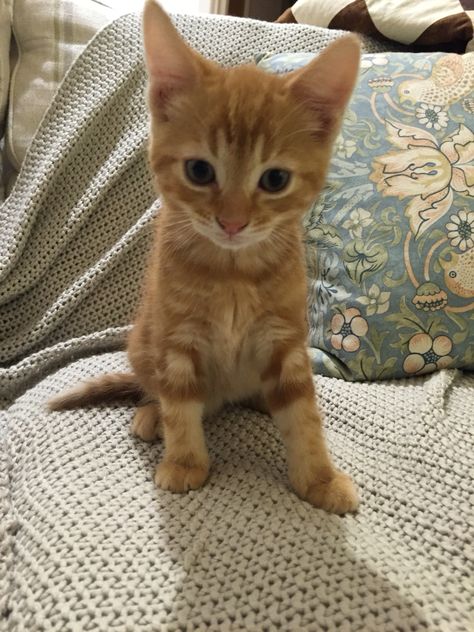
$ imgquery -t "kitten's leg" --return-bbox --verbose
[131,400,163,442]
[145,348,210,493]
[262,344,359,514]
[154,398,209,492]
[129,320,209,491]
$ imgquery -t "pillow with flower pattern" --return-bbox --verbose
[256,51,474,380]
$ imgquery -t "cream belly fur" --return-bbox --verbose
[200,287,266,414]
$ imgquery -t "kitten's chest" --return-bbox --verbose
[205,283,264,375]
[209,283,260,342]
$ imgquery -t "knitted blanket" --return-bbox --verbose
[0,12,472,632]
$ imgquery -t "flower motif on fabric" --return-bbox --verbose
[357,283,390,316]
[335,135,357,159]
[330,308,368,352]
[403,333,453,375]
[371,121,474,237]
[343,240,388,284]
[412,282,448,311]
[342,208,373,239]
[445,209,474,252]
[415,103,448,130]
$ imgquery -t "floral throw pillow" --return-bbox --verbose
[257,51,474,380]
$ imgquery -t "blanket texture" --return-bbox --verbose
[2,354,473,631]
[0,12,472,632]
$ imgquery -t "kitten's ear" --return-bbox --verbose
[288,35,361,136]
[142,0,199,115]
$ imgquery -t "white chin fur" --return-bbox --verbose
[193,222,266,251]
[210,234,254,250]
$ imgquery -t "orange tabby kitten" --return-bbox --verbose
[50,0,361,514]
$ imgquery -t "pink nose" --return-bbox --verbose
[217,217,248,236]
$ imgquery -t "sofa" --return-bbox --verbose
[0,9,472,632]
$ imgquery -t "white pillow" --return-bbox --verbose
[4,0,128,187]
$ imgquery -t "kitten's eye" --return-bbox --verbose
[259,169,290,193]
[185,159,216,186]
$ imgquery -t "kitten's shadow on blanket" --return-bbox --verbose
[129,404,429,630]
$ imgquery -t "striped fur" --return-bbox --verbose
[48,373,142,410]
[49,1,361,513]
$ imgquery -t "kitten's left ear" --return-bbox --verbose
[288,35,361,136]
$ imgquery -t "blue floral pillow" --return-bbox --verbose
[257,51,474,380]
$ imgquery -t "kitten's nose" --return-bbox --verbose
[216,217,248,236]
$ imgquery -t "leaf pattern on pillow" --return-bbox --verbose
[371,122,474,237]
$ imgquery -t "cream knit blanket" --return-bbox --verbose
[0,13,472,632]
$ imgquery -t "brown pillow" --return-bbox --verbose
[277,1,474,53]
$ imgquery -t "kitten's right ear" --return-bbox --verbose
[142,0,198,115]
[288,35,360,138]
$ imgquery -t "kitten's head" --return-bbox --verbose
[143,0,360,251]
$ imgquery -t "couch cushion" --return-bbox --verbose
[0,0,11,142]
[3,0,127,192]
[257,50,474,380]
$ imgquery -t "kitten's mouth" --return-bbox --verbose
[193,220,265,250]
[211,230,253,250]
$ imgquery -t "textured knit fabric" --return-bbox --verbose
[0,12,473,632]
[1,353,473,631]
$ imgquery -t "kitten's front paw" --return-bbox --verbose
[296,470,359,514]
[154,460,209,492]
[131,403,163,442]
